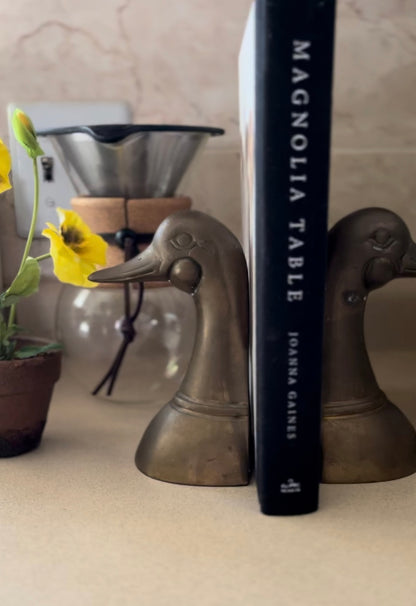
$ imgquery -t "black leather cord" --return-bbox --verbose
[92,229,148,397]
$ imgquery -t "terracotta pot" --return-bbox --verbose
[0,339,62,457]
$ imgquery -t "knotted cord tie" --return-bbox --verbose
[92,228,153,397]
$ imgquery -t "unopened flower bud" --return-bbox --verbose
[12,109,44,159]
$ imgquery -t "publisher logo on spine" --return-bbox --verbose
[280,478,301,494]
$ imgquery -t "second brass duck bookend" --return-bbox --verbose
[322,207,416,483]
[90,210,250,486]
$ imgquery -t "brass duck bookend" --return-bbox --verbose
[322,207,416,483]
[90,210,250,486]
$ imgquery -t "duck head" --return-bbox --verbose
[328,207,416,299]
[89,209,243,294]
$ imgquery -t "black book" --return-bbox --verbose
[239,0,337,515]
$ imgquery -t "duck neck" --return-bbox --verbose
[179,271,249,407]
[322,264,381,410]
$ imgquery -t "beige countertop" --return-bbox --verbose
[1,351,416,606]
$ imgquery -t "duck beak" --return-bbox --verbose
[400,241,416,276]
[89,246,166,284]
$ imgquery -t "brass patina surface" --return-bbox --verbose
[90,210,250,486]
[322,208,416,483]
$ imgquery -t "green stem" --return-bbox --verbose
[8,157,39,330]
[8,305,16,328]
[18,158,39,273]
[35,253,51,262]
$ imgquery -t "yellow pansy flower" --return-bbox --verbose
[42,208,107,288]
[0,138,12,193]
[12,108,44,159]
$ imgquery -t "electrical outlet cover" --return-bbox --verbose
[7,101,132,238]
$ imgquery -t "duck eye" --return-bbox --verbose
[170,232,195,250]
[373,229,390,244]
[370,229,395,251]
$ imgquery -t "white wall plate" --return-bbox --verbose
[7,101,132,237]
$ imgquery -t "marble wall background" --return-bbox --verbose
[0,0,415,351]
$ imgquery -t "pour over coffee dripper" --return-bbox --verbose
[38,124,224,402]
[37,124,224,199]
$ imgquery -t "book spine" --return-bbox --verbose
[255,0,337,515]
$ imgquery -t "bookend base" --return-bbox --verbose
[322,393,416,483]
[135,397,249,486]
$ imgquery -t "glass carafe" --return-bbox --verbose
[56,283,195,403]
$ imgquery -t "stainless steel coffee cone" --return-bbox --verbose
[37,124,224,199]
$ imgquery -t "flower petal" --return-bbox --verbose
[76,233,108,265]
[43,210,106,288]
[56,207,107,265]
[0,138,12,194]
[45,222,59,233]
[57,208,92,238]
[47,232,98,288]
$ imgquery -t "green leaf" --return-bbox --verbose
[14,342,62,359]
[0,257,40,307]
